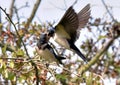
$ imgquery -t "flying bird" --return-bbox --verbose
[47,4,90,63]
[37,33,65,64]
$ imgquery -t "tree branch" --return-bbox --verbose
[78,36,119,74]
[8,0,15,30]
[14,6,20,29]
[25,0,41,28]
[0,6,40,85]
[101,0,116,22]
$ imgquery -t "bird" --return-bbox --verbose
[37,33,66,64]
[47,4,90,63]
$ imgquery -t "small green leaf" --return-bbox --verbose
[56,74,67,80]
[115,67,120,73]
[98,35,106,40]
[0,60,3,73]
[0,23,3,28]
[16,49,24,57]
[4,70,8,78]
[18,75,26,83]
[8,72,15,80]
[9,61,14,68]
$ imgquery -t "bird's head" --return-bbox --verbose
[47,27,55,37]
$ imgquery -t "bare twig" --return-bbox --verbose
[49,1,66,10]
[14,6,20,29]
[47,67,57,83]
[93,73,104,84]
[101,0,116,22]
[78,35,119,74]
[49,0,78,11]
[0,7,29,58]
[17,2,29,10]
[8,0,15,30]
[63,0,67,8]
[25,0,41,28]
[0,57,19,60]
[62,66,81,78]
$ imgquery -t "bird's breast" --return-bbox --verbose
[54,33,70,49]
[38,49,58,63]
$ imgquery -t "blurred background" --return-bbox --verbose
[0,0,120,85]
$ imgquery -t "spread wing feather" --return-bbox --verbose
[55,6,79,42]
[55,4,90,42]
[78,4,90,28]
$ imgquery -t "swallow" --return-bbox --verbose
[47,4,90,63]
[37,33,65,64]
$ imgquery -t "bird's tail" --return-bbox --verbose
[57,56,66,60]
[56,56,66,64]
[72,44,88,63]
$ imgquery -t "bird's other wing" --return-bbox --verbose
[55,6,79,42]
[47,44,66,64]
[76,4,90,39]
[78,4,90,28]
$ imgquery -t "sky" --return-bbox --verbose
[0,0,120,23]
[0,0,120,85]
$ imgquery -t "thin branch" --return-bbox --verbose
[49,0,78,11]
[25,0,41,28]
[47,67,57,83]
[8,0,15,30]
[9,0,15,19]
[78,35,119,74]
[17,2,29,10]
[63,0,67,8]
[49,1,66,10]
[93,73,104,84]
[0,57,24,60]
[0,7,29,58]
[0,6,40,85]
[101,0,116,22]
[14,6,20,29]
[62,66,81,78]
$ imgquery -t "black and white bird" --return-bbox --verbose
[37,33,65,64]
[47,4,90,63]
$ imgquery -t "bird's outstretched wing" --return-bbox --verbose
[55,6,79,42]
[55,4,90,42]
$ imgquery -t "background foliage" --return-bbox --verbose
[0,0,120,85]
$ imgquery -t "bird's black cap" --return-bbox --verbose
[47,27,55,36]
